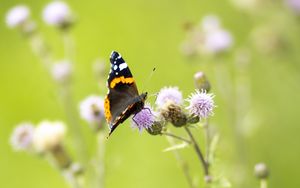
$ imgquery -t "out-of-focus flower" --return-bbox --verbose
[79,95,105,124]
[51,60,72,84]
[285,0,300,14]
[251,25,285,55]
[43,1,73,28]
[203,29,233,54]
[181,15,233,57]
[194,72,211,92]
[33,121,66,152]
[186,90,215,119]
[132,104,155,132]
[254,163,269,179]
[156,86,183,107]
[10,122,34,151]
[230,0,260,12]
[6,5,30,28]
[201,15,220,33]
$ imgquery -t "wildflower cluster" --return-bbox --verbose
[128,74,217,185]
[7,2,107,188]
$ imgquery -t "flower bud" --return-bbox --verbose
[194,72,211,92]
[254,163,269,179]
[146,121,163,135]
[187,115,200,124]
[160,101,187,127]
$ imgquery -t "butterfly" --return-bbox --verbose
[104,51,147,137]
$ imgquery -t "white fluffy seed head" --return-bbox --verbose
[6,5,30,28]
[33,121,66,152]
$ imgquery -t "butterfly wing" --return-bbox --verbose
[104,51,140,135]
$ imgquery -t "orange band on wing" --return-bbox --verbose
[104,96,112,122]
[110,76,134,88]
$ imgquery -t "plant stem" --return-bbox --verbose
[95,132,106,188]
[62,30,75,62]
[184,127,209,178]
[61,85,88,163]
[29,33,52,69]
[260,179,268,188]
[165,135,195,188]
[162,132,192,144]
[203,119,210,163]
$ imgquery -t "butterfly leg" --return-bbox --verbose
[143,107,153,115]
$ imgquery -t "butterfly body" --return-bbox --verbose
[104,51,147,136]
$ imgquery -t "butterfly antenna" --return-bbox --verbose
[141,67,156,93]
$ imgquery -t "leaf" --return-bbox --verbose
[208,133,220,163]
[163,142,189,152]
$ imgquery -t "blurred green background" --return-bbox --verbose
[1,0,300,187]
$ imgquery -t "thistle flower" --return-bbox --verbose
[10,122,34,151]
[43,1,73,28]
[285,0,300,13]
[51,60,72,84]
[160,101,187,127]
[132,104,155,132]
[204,29,233,54]
[6,5,30,28]
[79,95,105,125]
[156,86,183,107]
[33,121,66,153]
[186,90,215,119]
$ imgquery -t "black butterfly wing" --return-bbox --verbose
[104,51,140,135]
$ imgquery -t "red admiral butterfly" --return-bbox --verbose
[104,51,147,136]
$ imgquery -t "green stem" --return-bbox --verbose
[260,179,268,188]
[184,127,209,178]
[95,132,106,188]
[61,85,88,163]
[165,135,195,188]
[203,119,210,163]
[29,33,52,70]
[62,30,75,61]
[162,132,192,144]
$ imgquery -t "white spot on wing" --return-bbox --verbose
[115,72,119,75]
[117,54,122,59]
[119,63,128,71]
[113,65,118,70]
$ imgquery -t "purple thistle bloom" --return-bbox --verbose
[186,90,215,119]
[156,86,183,107]
[10,122,34,151]
[132,104,155,132]
[285,0,300,13]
